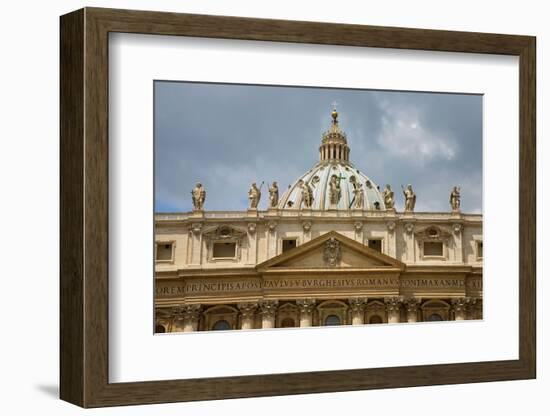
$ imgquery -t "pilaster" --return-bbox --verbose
[238,302,258,329]
[297,299,316,327]
[404,297,421,323]
[384,296,403,323]
[259,300,278,328]
[348,297,368,325]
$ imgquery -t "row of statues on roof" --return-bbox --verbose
[191,182,461,212]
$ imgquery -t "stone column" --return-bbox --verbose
[452,297,470,321]
[302,221,312,243]
[189,223,203,265]
[470,298,482,320]
[348,297,368,325]
[384,296,403,324]
[386,221,397,258]
[259,300,278,329]
[404,297,421,323]
[246,222,258,265]
[238,302,258,329]
[297,299,316,327]
[178,304,202,332]
[404,223,415,262]
[353,222,363,243]
[452,223,464,263]
[266,221,277,259]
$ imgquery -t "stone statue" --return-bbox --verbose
[353,183,365,209]
[329,174,342,205]
[268,181,279,208]
[191,182,206,211]
[248,182,262,209]
[300,180,314,208]
[402,184,416,212]
[383,184,395,209]
[450,186,461,211]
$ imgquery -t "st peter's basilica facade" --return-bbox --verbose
[154,109,483,333]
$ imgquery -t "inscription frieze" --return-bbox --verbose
[156,275,399,297]
[156,275,472,298]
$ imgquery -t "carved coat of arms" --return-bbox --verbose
[323,237,341,267]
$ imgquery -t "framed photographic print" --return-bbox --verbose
[60,7,536,408]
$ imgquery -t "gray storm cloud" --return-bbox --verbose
[154,81,482,214]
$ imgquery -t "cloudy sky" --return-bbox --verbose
[154,81,482,213]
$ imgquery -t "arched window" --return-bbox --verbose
[212,320,231,330]
[280,318,295,328]
[369,315,383,324]
[428,313,443,322]
[155,324,166,333]
[324,314,341,326]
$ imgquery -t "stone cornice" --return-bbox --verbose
[404,265,474,274]
[261,267,402,275]
[155,211,482,225]
[163,263,481,278]
[177,267,258,278]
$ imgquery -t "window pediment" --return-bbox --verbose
[203,225,247,241]
[414,226,452,240]
[203,226,246,262]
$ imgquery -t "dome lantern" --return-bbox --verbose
[278,109,385,211]
[319,108,350,162]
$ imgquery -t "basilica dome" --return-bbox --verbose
[277,109,386,211]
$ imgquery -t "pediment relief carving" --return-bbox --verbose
[273,243,393,268]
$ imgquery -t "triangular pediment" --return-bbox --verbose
[257,231,405,271]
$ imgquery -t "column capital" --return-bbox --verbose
[172,304,202,320]
[451,297,472,313]
[189,222,203,235]
[237,302,258,319]
[247,222,257,234]
[452,223,464,234]
[348,297,368,312]
[259,300,278,317]
[296,298,316,314]
[403,297,421,312]
[384,296,403,312]
[267,220,277,233]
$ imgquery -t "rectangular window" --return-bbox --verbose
[213,242,236,258]
[477,241,483,258]
[282,239,297,253]
[424,241,443,256]
[368,239,382,252]
[156,242,173,261]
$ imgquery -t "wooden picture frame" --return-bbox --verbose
[60,7,536,408]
